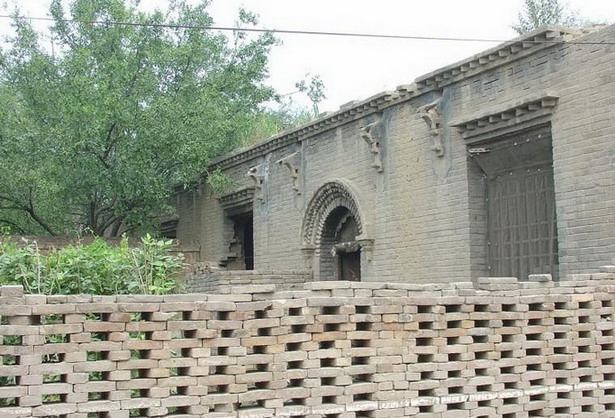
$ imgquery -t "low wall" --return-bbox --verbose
[0,268,614,417]
[184,266,313,293]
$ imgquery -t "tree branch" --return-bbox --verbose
[0,192,56,235]
[95,196,118,217]
[110,218,124,237]
[97,214,121,236]
[102,121,118,162]
[0,194,27,208]
[25,187,57,235]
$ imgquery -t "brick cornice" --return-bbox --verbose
[415,27,577,90]
[210,27,582,171]
[209,89,415,170]
[450,93,559,139]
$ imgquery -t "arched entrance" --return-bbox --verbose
[301,180,371,281]
[320,207,361,281]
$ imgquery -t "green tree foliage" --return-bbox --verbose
[295,73,326,117]
[0,234,183,294]
[513,0,581,34]
[0,0,278,236]
[242,103,314,146]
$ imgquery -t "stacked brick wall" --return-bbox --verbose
[184,269,313,294]
[0,267,614,417]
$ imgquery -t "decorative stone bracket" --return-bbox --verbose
[328,239,374,262]
[246,165,266,202]
[357,238,374,262]
[417,99,444,157]
[330,241,361,257]
[360,123,384,172]
[276,151,302,195]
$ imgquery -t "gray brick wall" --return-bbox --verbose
[548,28,615,276]
[176,25,615,283]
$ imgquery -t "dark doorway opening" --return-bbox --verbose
[339,251,361,281]
[319,206,361,281]
[242,215,254,270]
[471,124,558,279]
[227,212,254,270]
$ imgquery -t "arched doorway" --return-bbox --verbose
[320,207,361,281]
[301,180,371,281]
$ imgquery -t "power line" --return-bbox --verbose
[0,14,613,45]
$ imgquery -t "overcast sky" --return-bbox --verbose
[4,0,615,112]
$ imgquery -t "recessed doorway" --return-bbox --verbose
[227,211,254,270]
[320,206,361,281]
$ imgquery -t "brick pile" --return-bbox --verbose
[0,268,614,417]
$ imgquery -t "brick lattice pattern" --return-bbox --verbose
[0,270,614,417]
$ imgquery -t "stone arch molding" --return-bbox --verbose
[301,179,370,248]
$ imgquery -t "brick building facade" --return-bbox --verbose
[174,25,615,284]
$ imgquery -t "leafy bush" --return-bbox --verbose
[0,235,183,295]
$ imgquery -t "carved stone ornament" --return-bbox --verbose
[360,123,383,172]
[246,165,265,202]
[330,241,361,257]
[417,100,444,157]
[276,151,301,195]
[301,180,365,248]
[357,238,374,262]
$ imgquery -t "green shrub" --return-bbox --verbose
[0,235,183,295]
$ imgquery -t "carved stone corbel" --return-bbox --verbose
[360,123,383,172]
[357,238,374,262]
[330,241,361,257]
[276,151,301,195]
[417,100,444,157]
[246,165,265,202]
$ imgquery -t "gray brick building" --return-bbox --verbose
[173,25,615,284]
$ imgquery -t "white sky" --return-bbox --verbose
[3,0,614,112]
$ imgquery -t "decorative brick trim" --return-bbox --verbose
[416,27,576,90]
[301,179,366,247]
[210,90,410,170]
[450,93,559,139]
[217,186,255,209]
[210,28,582,172]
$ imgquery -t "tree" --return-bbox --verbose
[513,0,581,34]
[0,0,278,236]
[295,74,326,118]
